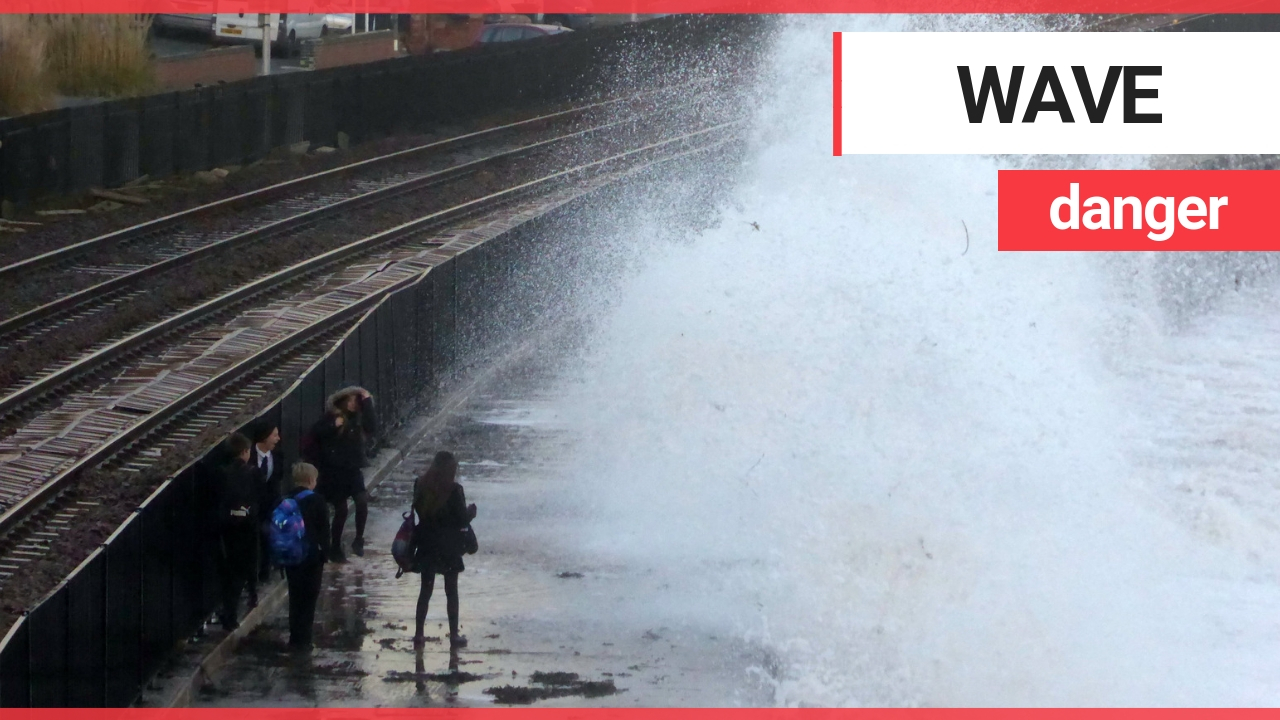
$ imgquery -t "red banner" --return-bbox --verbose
[999,169,1280,251]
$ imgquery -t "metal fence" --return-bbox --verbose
[0,14,764,207]
[0,160,650,706]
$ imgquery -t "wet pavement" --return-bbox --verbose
[193,330,775,707]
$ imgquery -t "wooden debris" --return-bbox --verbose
[90,188,150,206]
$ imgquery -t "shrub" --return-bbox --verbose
[0,16,54,117]
[39,14,154,99]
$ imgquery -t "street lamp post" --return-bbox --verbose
[260,13,273,76]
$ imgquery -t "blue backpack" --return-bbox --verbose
[269,490,314,567]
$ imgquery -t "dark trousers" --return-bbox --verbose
[218,523,258,625]
[257,523,273,581]
[286,559,324,647]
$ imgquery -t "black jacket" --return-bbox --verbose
[216,459,261,529]
[313,396,377,472]
[413,483,470,558]
[288,485,331,564]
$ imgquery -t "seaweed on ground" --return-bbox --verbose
[484,672,619,705]
[312,661,369,679]
[383,670,484,684]
[530,671,579,685]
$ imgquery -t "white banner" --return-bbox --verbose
[837,32,1280,154]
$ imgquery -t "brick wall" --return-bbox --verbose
[303,31,398,71]
[405,15,484,54]
[154,46,257,90]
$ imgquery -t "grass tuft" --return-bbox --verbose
[0,14,154,118]
[0,16,54,117]
[39,14,154,98]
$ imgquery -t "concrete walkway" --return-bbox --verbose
[187,330,774,707]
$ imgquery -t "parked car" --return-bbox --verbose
[482,14,530,23]
[152,12,215,37]
[474,23,572,45]
[542,14,594,30]
[481,13,592,30]
[404,14,485,54]
[214,13,355,55]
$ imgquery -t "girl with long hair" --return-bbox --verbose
[412,450,476,649]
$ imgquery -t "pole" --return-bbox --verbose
[260,13,271,76]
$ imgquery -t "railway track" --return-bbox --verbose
[0,86,702,287]
[0,118,742,590]
[0,99,663,327]
[0,85,731,342]
[0,318,358,584]
[0,89,735,424]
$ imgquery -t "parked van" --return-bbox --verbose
[214,13,355,55]
[153,12,215,37]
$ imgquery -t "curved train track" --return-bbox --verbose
[0,86,733,420]
[0,88,687,285]
[0,103,742,590]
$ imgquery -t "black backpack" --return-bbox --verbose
[219,462,258,525]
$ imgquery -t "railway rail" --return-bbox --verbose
[0,89,735,426]
[0,85,731,343]
[0,318,358,584]
[0,87,696,285]
[0,118,742,590]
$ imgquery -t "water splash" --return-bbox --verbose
[545,16,1280,706]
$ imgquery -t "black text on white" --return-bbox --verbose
[957,66,1162,124]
